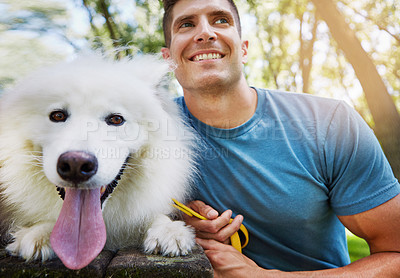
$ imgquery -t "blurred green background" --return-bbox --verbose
[347,233,369,262]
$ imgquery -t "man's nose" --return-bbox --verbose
[194,19,217,42]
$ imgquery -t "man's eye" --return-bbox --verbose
[105,114,125,126]
[180,22,194,28]
[215,18,229,24]
[49,110,68,122]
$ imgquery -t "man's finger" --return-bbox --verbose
[196,238,237,252]
[195,209,233,233]
[196,214,243,243]
[188,200,219,219]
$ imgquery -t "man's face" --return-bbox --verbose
[161,0,248,92]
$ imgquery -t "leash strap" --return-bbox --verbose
[172,198,249,253]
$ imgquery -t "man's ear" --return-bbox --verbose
[161,47,171,60]
[241,40,249,64]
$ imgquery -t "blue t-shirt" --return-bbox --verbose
[175,88,400,271]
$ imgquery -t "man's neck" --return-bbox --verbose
[183,79,257,129]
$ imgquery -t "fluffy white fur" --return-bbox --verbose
[0,54,195,268]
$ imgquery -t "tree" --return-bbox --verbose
[311,0,400,177]
[80,0,164,58]
[299,4,318,94]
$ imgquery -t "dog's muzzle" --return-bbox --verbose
[56,152,129,207]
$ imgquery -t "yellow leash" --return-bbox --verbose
[172,198,249,253]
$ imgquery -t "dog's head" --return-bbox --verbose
[0,54,188,269]
[4,55,171,189]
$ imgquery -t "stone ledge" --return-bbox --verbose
[0,244,213,278]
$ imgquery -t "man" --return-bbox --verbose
[161,0,400,276]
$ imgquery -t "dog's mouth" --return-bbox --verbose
[50,156,129,270]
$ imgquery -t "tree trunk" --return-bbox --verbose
[311,0,400,179]
[299,11,318,94]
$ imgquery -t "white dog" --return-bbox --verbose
[0,54,195,270]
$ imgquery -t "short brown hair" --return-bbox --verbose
[162,0,242,48]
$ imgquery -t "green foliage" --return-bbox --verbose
[0,0,69,91]
[347,234,370,262]
[336,0,400,115]
[1,0,67,33]
[245,0,306,91]
[81,0,164,57]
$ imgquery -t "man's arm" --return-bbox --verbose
[188,194,400,277]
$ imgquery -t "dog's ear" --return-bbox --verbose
[123,54,178,114]
[129,54,171,86]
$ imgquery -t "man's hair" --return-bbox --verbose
[162,0,242,48]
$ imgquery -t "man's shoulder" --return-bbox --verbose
[256,88,349,120]
[259,88,341,106]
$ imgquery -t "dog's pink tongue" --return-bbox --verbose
[50,188,106,270]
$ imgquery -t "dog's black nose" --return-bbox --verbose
[57,151,98,183]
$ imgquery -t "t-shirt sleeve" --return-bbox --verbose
[322,101,400,216]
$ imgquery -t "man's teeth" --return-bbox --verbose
[193,53,222,61]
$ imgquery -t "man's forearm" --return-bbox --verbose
[258,252,400,278]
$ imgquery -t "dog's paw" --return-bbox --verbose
[6,223,56,262]
[144,215,195,256]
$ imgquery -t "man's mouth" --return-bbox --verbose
[191,52,224,61]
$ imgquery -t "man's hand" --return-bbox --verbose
[197,238,264,278]
[182,200,243,244]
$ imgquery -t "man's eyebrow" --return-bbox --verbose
[209,10,234,19]
[172,14,196,29]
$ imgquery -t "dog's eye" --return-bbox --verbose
[105,114,125,126]
[49,110,68,122]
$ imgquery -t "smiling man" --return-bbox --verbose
[162,0,256,129]
[161,0,400,277]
